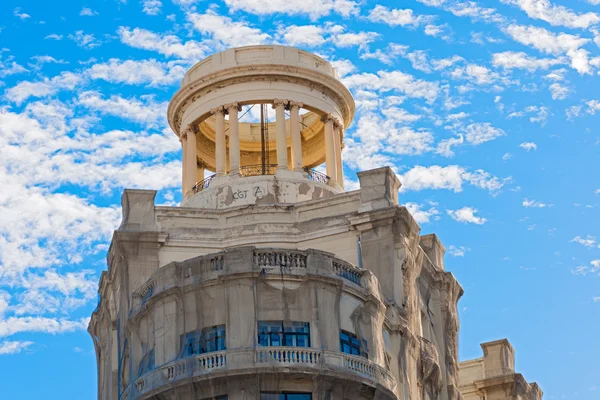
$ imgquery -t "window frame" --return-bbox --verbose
[260,392,312,400]
[258,321,311,348]
[180,325,226,357]
[340,330,367,358]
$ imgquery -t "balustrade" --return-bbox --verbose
[122,347,396,397]
[211,254,224,271]
[253,250,307,269]
[196,351,227,370]
[333,260,363,286]
[255,347,321,365]
[163,360,187,380]
[140,281,154,305]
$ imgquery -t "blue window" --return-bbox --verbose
[261,393,312,400]
[258,321,310,347]
[138,348,155,376]
[181,325,226,357]
[340,330,367,358]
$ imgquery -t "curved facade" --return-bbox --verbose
[89,45,540,400]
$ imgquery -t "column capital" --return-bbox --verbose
[272,98,289,108]
[224,102,242,112]
[289,101,304,109]
[321,114,343,130]
[196,157,208,169]
[210,105,226,115]
[179,124,196,141]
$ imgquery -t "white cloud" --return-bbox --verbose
[418,0,505,24]
[450,63,502,85]
[79,7,98,16]
[447,245,469,257]
[519,142,538,151]
[504,24,591,74]
[343,70,440,103]
[280,25,326,47]
[436,135,464,157]
[68,31,102,49]
[141,0,162,15]
[492,51,565,71]
[464,122,505,145]
[522,198,553,208]
[13,8,31,20]
[5,71,84,105]
[586,100,600,114]
[447,207,487,224]
[544,68,568,81]
[0,59,28,78]
[0,317,89,338]
[117,26,209,59]
[503,152,512,161]
[77,91,168,126]
[549,83,570,99]
[223,0,359,19]
[424,23,452,40]
[572,259,600,275]
[566,105,582,120]
[570,235,598,248]
[0,340,34,355]
[44,34,63,40]
[405,202,440,224]
[331,29,380,48]
[367,5,432,27]
[187,10,271,48]
[86,58,187,86]
[398,165,506,193]
[500,0,600,29]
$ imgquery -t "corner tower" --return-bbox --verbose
[168,45,355,207]
[89,46,465,400]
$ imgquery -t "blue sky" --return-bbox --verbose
[0,0,599,398]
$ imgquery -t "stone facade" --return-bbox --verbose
[459,340,543,400]
[88,45,541,400]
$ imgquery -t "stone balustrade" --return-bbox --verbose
[253,249,308,270]
[130,248,367,316]
[333,259,363,286]
[124,347,396,399]
[255,347,321,365]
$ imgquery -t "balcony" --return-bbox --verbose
[126,347,396,400]
[130,249,366,312]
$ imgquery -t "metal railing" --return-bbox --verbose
[304,168,330,184]
[240,164,277,176]
[192,174,216,194]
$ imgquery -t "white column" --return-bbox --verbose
[273,99,288,171]
[212,106,226,176]
[322,115,337,186]
[196,162,205,184]
[226,103,241,175]
[289,101,303,172]
[334,124,344,189]
[180,133,187,197]
[184,125,197,196]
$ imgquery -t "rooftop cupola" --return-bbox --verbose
[167,45,355,208]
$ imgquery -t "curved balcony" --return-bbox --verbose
[191,166,330,194]
[125,347,396,400]
[130,248,368,314]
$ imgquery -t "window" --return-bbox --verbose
[260,393,312,400]
[258,321,310,347]
[181,325,226,357]
[340,330,367,358]
[138,348,155,376]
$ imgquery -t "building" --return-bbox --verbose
[88,45,541,400]
[459,340,543,400]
